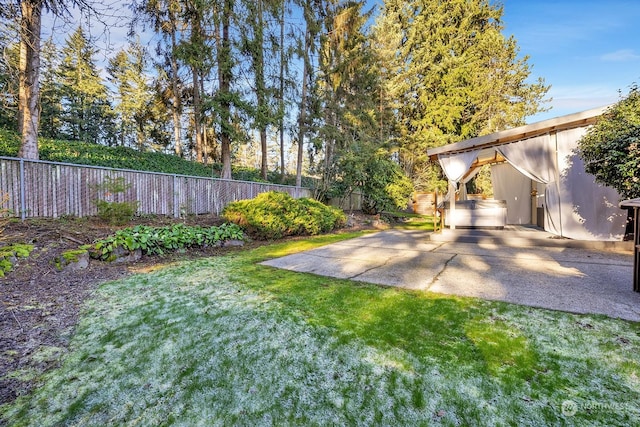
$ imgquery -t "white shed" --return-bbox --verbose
[426,106,628,241]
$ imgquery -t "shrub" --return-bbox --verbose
[360,150,414,215]
[578,84,640,199]
[222,191,346,240]
[96,200,139,225]
[94,176,139,225]
[92,223,245,260]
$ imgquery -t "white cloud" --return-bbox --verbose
[600,49,640,62]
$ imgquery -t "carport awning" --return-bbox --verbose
[426,105,608,161]
[425,105,628,241]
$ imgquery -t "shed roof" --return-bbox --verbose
[620,198,640,209]
[426,105,610,161]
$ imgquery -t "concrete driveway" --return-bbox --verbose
[261,229,640,322]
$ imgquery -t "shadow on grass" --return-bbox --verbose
[235,250,540,387]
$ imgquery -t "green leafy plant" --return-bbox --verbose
[330,148,414,215]
[222,191,346,240]
[94,176,139,225]
[92,223,244,261]
[0,243,34,277]
[578,84,640,199]
[359,151,414,215]
[95,200,139,225]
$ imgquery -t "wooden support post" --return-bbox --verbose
[449,181,456,230]
[634,206,639,293]
[620,199,640,293]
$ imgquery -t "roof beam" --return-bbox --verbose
[427,105,609,161]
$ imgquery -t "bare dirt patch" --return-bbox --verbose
[0,212,378,407]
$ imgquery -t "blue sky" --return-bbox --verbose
[45,0,640,125]
[500,0,640,122]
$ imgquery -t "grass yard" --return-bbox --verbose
[2,233,639,426]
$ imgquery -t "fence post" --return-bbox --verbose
[19,158,25,221]
[173,175,179,218]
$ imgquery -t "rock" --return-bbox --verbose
[222,239,244,247]
[56,250,90,271]
[111,246,142,263]
[65,252,90,271]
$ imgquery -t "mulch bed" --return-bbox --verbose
[0,212,379,407]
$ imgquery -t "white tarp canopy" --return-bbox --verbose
[429,106,628,241]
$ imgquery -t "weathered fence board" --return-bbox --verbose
[0,157,311,219]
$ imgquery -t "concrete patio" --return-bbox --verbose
[261,228,640,322]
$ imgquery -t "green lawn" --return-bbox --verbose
[2,233,639,426]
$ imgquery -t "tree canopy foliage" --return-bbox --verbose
[372,0,549,190]
[578,85,640,200]
[0,0,551,206]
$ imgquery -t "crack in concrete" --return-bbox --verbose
[348,255,394,280]
[347,242,448,287]
[347,241,447,281]
[428,241,447,252]
[425,253,457,290]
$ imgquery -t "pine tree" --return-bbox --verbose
[314,1,381,201]
[215,0,236,179]
[1,0,96,159]
[372,0,549,190]
[107,41,154,149]
[134,0,185,156]
[58,26,112,144]
[292,0,322,187]
[241,0,270,180]
[39,38,63,139]
[0,38,19,130]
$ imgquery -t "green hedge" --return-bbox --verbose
[222,191,346,240]
[0,128,317,186]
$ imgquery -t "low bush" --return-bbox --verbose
[96,200,139,225]
[92,223,244,261]
[94,176,139,225]
[222,191,346,240]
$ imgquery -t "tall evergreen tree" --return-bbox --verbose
[292,0,322,187]
[1,0,95,159]
[241,0,270,180]
[133,0,186,156]
[214,0,236,179]
[58,26,112,143]
[178,0,212,163]
[38,38,63,139]
[107,41,154,149]
[314,1,381,201]
[372,0,549,190]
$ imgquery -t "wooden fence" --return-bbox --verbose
[0,157,312,219]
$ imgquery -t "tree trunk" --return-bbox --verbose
[295,27,310,188]
[279,2,286,183]
[18,0,43,160]
[169,18,183,157]
[192,66,203,163]
[252,0,268,181]
[219,0,233,180]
